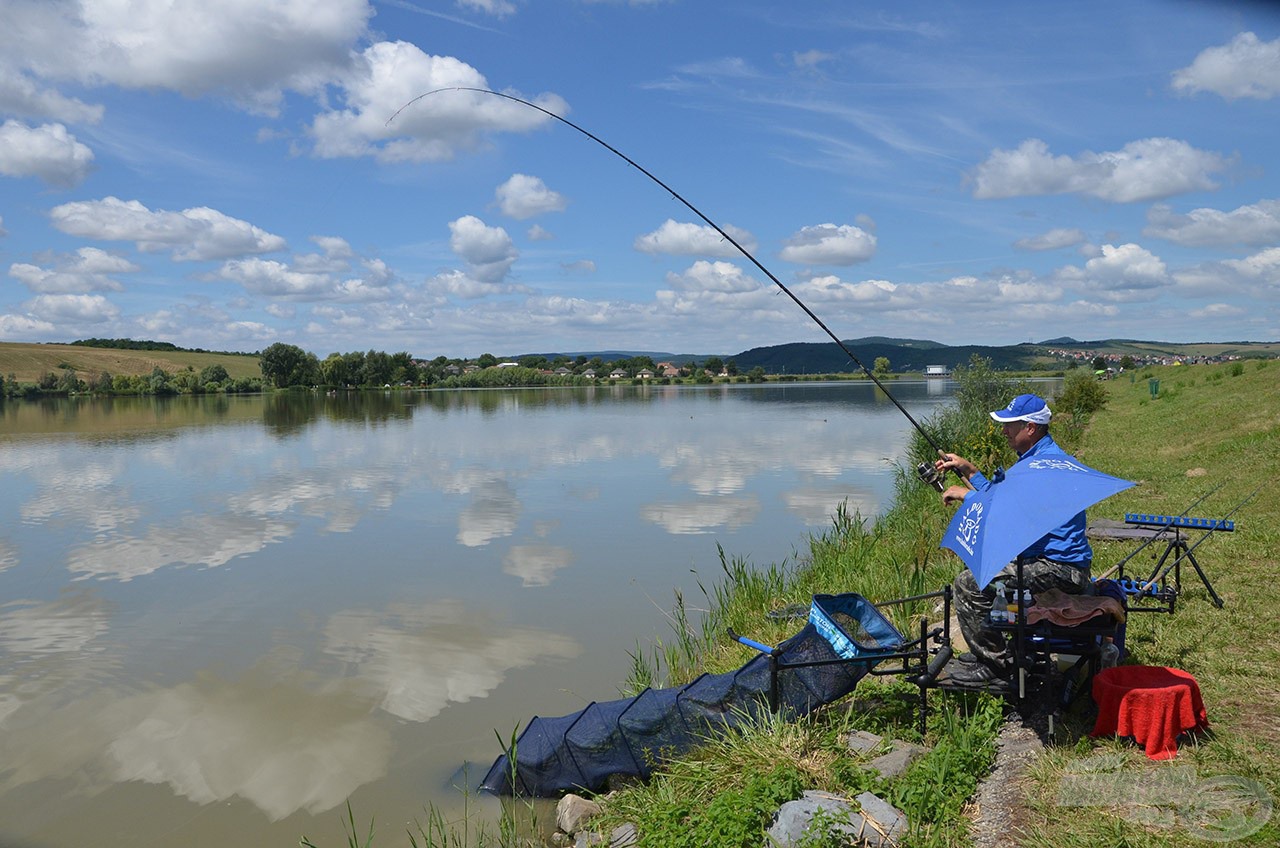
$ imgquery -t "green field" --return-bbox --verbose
[0,341,262,382]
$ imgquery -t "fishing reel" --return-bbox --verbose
[916,461,945,492]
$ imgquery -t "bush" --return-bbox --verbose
[1053,370,1109,452]
[909,355,1030,472]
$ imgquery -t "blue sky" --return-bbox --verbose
[2,0,1279,359]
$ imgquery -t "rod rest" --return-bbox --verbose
[1124,513,1234,531]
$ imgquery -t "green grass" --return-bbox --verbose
[0,340,262,382]
[1008,360,1280,847]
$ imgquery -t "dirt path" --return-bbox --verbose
[967,714,1045,848]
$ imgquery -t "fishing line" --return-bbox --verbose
[387,87,947,456]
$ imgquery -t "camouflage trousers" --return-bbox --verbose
[953,557,1091,673]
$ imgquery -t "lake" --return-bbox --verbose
[0,380,957,847]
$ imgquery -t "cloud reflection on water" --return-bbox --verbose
[0,594,580,822]
[67,513,294,581]
[641,496,761,535]
[323,600,581,721]
[503,543,574,587]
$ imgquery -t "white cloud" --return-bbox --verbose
[25,292,120,323]
[49,197,287,261]
[0,215,6,236]
[779,223,877,265]
[2,0,371,116]
[0,120,94,187]
[1172,32,1280,101]
[634,219,758,258]
[310,41,566,162]
[527,224,553,241]
[971,138,1228,203]
[456,0,517,16]
[793,275,897,304]
[0,313,56,337]
[1014,227,1087,252]
[0,69,104,124]
[1189,303,1246,319]
[793,49,835,70]
[1144,200,1280,247]
[426,269,527,300]
[1220,246,1280,284]
[448,215,517,283]
[494,173,567,219]
[664,260,760,293]
[9,247,137,294]
[311,235,355,259]
[1056,243,1169,297]
[216,250,395,303]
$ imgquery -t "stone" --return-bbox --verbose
[846,729,885,755]
[556,794,602,835]
[867,741,927,780]
[766,790,860,847]
[854,791,908,847]
[574,831,605,848]
[609,822,638,846]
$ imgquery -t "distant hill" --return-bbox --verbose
[0,342,262,382]
[511,336,1279,375]
[729,340,1057,374]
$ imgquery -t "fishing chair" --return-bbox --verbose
[1001,564,1125,731]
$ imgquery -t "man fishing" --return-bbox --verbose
[934,394,1094,687]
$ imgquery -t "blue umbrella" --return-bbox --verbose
[941,455,1136,589]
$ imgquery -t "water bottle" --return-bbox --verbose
[992,583,1010,624]
[1100,640,1120,668]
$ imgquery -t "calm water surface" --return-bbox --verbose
[0,381,956,847]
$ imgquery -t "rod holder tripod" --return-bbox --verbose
[1123,513,1230,610]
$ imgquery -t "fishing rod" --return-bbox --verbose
[387,87,949,458]
[1096,481,1226,580]
[1139,482,1261,595]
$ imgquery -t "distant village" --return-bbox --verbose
[1047,348,1252,370]
[440,358,740,381]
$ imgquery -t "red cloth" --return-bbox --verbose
[1091,666,1209,760]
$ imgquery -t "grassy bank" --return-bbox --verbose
[595,359,1278,847]
[1017,360,1279,847]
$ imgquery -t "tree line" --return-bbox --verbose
[1,342,779,399]
[0,364,265,399]
[258,343,765,389]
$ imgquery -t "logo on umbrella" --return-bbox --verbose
[1027,457,1087,472]
[953,500,984,555]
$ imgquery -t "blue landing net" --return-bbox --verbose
[480,593,904,797]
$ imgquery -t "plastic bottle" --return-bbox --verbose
[992,583,1009,624]
[1100,639,1120,668]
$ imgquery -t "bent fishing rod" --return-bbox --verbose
[388,87,949,458]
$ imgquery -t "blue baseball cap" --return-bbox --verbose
[990,394,1052,424]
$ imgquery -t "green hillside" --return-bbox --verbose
[0,341,261,382]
